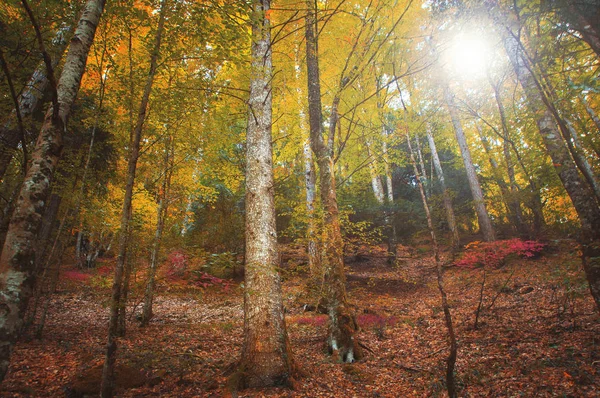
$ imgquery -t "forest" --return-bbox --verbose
[0,0,599,396]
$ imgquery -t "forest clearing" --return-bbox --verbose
[3,240,599,397]
[1,0,600,396]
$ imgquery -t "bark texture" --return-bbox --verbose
[443,85,496,242]
[0,0,104,382]
[238,0,294,388]
[101,1,167,395]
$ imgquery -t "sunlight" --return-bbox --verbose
[448,32,491,80]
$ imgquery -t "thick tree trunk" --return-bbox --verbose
[427,128,460,249]
[493,3,600,311]
[0,24,71,181]
[443,85,496,242]
[101,1,167,396]
[407,132,457,398]
[141,136,173,326]
[305,0,361,363]
[0,0,104,382]
[237,0,294,388]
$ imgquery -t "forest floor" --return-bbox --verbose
[1,239,599,397]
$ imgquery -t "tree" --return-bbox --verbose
[0,0,105,382]
[305,0,362,363]
[101,0,169,395]
[237,0,295,388]
[427,126,460,249]
[443,83,496,241]
[489,1,600,311]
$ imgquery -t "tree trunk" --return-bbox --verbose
[141,136,173,326]
[443,84,496,242]
[493,3,600,311]
[415,134,430,197]
[475,124,520,231]
[294,40,321,279]
[427,128,460,250]
[237,0,294,389]
[490,78,526,235]
[407,132,457,398]
[101,1,167,395]
[381,136,397,264]
[0,0,104,382]
[303,138,321,277]
[305,0,361,363]
[0,24,71,181]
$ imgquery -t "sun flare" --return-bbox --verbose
[448,33,491,79]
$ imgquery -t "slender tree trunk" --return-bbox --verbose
[237,0,294,388]
[490,79,526,235]
[475,125,518,231]
[415,134,429,197]
[381,136,397,264]
[493,3,600,311]
[0,24,71,181]
[294,41,321,279]
[443,84,496,242]
[303,138,321,277]
[141,136,173,326]
[427,128,460,249]
[407,132,457,398]
[0,0,104,382]
[366,141,386,203]
[101,1,167,395]
[305,0,361,362]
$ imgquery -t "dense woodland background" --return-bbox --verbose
[0,0,599,396]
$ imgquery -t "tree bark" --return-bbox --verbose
[101,1,167,395]
[443,84,496,242]
[491,2,600,311]
[0,0,104,382]
[427,128,460,250]
[305,0,361,363]
[237,0,294,389]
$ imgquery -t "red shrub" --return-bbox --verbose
[166,250,188,279]
[455,239,545,268]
